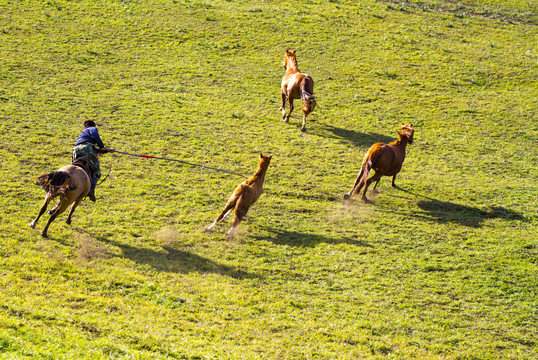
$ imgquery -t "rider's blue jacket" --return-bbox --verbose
[75,126,105,149]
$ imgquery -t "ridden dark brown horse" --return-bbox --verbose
[30,159,91,238]
[280,49,317,132]
[205,153,272,236]
[344,124,414,202]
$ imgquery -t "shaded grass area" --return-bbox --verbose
[1,0,537,359]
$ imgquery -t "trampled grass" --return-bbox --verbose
[0,0,537,359]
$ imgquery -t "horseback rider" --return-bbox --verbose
[72,120,115,202]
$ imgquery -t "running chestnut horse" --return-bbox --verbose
[205,153,272,236]
[30,158,91,238]
[344,124,414,202]
[280,49,316,132]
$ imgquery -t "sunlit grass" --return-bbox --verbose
[0,0,536,358]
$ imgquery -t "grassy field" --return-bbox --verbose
[1,0,537,358]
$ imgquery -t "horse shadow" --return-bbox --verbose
[254,227,373,248]
[314,123,395,148]
[99,237,259,279]
[415,199,527,228]
[397,189,527,228]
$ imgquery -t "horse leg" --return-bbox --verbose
[49,202,59,214]
[205,204,235,232]
[227,216,240,237]
[227,217,242,237]
[30,196,51,229]
[352,178,366,197]
[361,178,372,202]
[41,211,60,238]
[391,174,398,188]
[301,114,307,132]
[286,98,294,123]
[372,179,381,193]
[66,199,82,225]
[344,168,365,200]
[227,197,248,237]
[42,201,69,238]
[362,174,381,202]
[280,91,288,122]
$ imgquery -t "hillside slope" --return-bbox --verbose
[1,0,536,358]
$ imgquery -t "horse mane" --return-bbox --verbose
[285,49,299,70]
[36,171,72,196]
[290,56,298,69]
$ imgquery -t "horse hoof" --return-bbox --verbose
[343,194,350,201]
[29,222,36,229]
[301,127,306,132]
[41,233,48,238]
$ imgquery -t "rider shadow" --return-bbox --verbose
[100,238,260,279]
[394,188,527,228]
[255,227,373,248]
[316,124,395,148]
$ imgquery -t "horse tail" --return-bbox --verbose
[36,171,71,197]
[359,157,372,189]
[365,145,384,168]
[300,75,316,115]
[347,152,372,197]
[360,145,384,183]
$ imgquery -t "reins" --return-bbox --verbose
[96,157,114,186]
[113,150,248,179]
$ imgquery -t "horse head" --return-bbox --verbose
[283,49,298,71]
[258,152,272,169]
[398,123,414,144]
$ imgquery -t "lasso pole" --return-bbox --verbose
[113,150,248,179]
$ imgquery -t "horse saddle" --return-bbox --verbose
[72,157,92,179]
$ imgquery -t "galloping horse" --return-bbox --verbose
[344,124,414,202]
[30,158,91,238]
[205,153,272,236]
[280,49,316,132]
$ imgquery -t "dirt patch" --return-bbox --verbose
[76,233,108,264]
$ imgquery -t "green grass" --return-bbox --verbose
[1,0,537,358]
